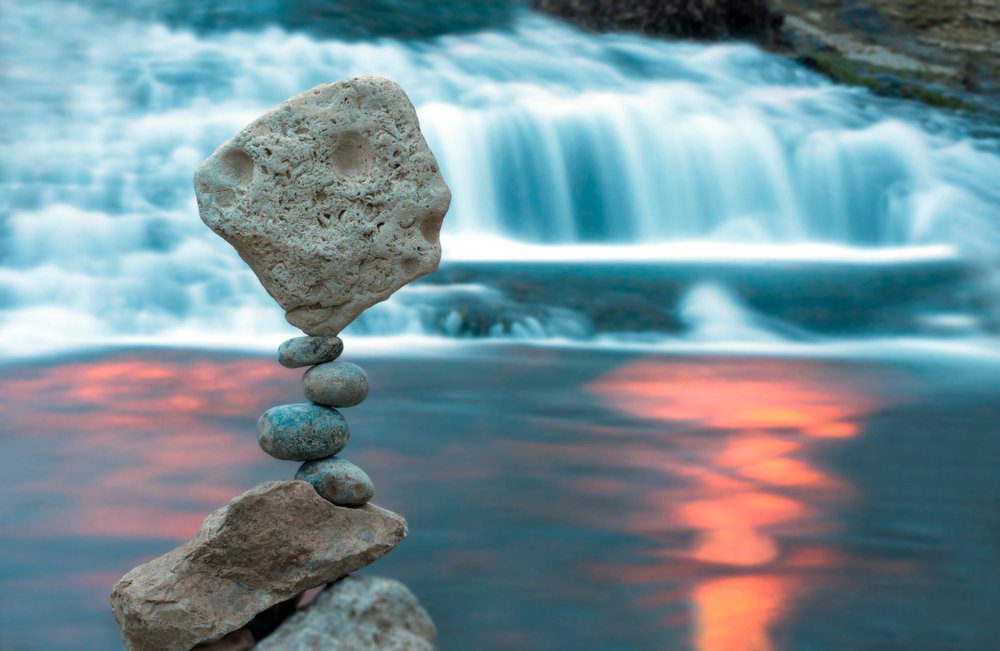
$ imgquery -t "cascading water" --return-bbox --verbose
[2,1,999,356]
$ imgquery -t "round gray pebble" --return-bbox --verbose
[278,336,343,368]
[303,361,368,408]
[257,403,349,461]
[296,457,374,507]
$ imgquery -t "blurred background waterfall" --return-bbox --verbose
[1,0,999,354]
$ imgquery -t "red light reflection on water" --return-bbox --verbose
[0,353,292,540]
[584,358,881,651]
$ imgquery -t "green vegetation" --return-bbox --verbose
[806,52,981,114]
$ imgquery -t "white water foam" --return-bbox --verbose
[1,2,999,357]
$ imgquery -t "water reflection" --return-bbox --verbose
[584,358,880,651]
[0,353,291,541]
[4,347,985,650]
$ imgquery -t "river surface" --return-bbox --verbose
[1,346,999,650]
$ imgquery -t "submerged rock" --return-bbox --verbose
[257,403,350,461]
[303,360,369,408]
[110,481,406,651]
[194,76,451,336]
[279,335,344,368]
[297,457,375,507]
[256,576,436,650]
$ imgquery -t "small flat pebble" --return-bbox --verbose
[303,361,369,408]
[257,404,349,461]
[278,336,343,368]
[296,457,374,507]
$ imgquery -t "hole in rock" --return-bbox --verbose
[420,214,442,245]
[219,148,254,187]
[402,257,420,275]
[330,131,373,178]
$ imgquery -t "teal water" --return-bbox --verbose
[1,346,998,649]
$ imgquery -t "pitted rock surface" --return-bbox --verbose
[110,481,407,651]
[256,576,436,650]
[194,76,451,335]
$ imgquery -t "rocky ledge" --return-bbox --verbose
[772,0,999,114]
[534,0,1000,114]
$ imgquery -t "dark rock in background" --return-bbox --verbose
[532,0,787,47]
[533,0,999,114]
[87,0,518,39]
[771,0,999,114]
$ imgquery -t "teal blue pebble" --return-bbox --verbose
[257,403,349,461]
[296,457,374,507]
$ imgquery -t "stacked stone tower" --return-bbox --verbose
[263,336,374,507]
[110,76,450,650]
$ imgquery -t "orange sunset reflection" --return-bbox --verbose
[0,353,293,541]
[584,358,883,651]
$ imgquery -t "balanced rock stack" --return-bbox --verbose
[110,76,450,650]
[263,335,374,507]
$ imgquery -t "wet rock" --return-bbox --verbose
[258,403,349,461]
[256,576,436,651]
[279,335,344,368]
[194,76,451,336]
[534,0,785,47]
[110,481,406,651]
[303,360,369,408]
[770,0,1000,113]
[297,457,375,507]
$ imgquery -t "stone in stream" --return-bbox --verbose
[278,335,343,368]
[303,360,369,408]
[194,76,452,336]
[256,576,436,650]
[110,481,406,651]
[257,403,349,461]
[297,457,375,507]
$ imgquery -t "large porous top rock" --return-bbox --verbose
[257,576,436,650]
[110,480,407,651]
[194,76,451,335]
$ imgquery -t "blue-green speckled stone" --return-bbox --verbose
[303,361,368,408]
[296,457,374,507]
[278,336,343,368]
[257,403,349,461]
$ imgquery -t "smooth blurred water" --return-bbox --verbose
[2,347,998,649]
[1,1,999,355]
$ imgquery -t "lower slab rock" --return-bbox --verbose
[256,575,436,650]
[110,481,407,651]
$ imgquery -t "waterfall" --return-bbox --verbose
[1,1,999,356]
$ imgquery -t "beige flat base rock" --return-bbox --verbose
[110,481,407,651]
